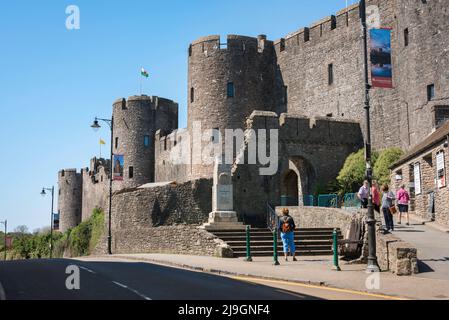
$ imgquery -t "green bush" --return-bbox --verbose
[337,149,379,194]
[7,208,105,260]
[374,147,404,186]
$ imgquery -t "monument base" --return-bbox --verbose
[200,211,246,231]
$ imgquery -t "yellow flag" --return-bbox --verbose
[100,139,106,145]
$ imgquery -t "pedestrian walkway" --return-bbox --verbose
[392,219,449,281]
[82,253,449,300]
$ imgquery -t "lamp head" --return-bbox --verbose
[40,188,46,197]
[91,119,101,131]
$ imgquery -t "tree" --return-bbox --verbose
[374,147,404,186]
[337,149,379,194]
[14,225,29,234]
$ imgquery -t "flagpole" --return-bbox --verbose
[140,66,142,95]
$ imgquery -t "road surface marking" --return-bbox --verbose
[0,281,6,300]
[230,276,408,300]
[79,266,96,274]
[112,281,152,300]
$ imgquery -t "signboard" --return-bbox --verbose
[414,163,422,195]
[113,154,124,181]
[53,213,60,231]
[437,151,446,188]
[5,236,13,249]
[370,28,393,88]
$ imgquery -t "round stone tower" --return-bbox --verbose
[58,169,82,232]
[112,95,178,189]
[187,34,277,131]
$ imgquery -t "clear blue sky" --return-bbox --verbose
[0,0,354,232]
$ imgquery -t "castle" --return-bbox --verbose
[57,0,449,243]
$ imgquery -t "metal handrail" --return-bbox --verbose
[266,202,279,232]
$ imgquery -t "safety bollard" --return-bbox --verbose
[245,225,253,262]
[332,228,341,271]
[273,229,280,266]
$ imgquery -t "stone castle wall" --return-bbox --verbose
[232,111,363,224]
[81,158,110,221]
[58,169,82,232]
[275,0,449,150]
[112,95,178,190]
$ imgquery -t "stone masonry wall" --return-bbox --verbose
[111,179,212,230]
[391,141,449,228]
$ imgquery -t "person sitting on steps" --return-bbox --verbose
[279,208,297,262]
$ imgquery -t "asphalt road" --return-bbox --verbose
[0,259,321,300]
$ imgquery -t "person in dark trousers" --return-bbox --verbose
[279,208,297,262]
[381,184,396,232]
[357,180,369,208]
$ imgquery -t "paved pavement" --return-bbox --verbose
[392,220,449,281]
[79,254,449,300]
[0,258,380,300]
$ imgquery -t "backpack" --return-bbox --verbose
[281,220,292,233]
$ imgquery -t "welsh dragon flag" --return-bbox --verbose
[141,67,149,78]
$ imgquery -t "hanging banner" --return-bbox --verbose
[437,151,446,188]
[113,154,124,181]
[53,213,60,231]
[370,28,393,88]
[414,163,422,195]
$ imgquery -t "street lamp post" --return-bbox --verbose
[360,0,380,273]
[91,116,114,255]
[0,220,6,261]
[41,186,55,259]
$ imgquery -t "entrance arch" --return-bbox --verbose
[281,157,316,207]
[281,170,299,206]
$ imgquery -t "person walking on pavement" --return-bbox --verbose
[381,184,396,232]
[358,180,369,208]
[397,184,411,226]
[279,208,297,262]
[372,180,381,213]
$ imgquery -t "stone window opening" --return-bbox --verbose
[190,87,194,103]
[279,39,285,52]
[404,28,409,47]
[61,170,65,177]
[164,139,167,151]
[188,45,192,57]
[434,106,449,128]
[144,135,150,147]
[129,166,134,179]
[304,28,310,42]
[115,137,119,149]
[328,63,334,85]
[427,84,435,101]
[330,15,337,30]
[227,82,235,98]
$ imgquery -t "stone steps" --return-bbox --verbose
[209,228,342,257]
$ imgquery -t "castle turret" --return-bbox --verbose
[58,169,83,232]
[187,34,278,132]
[112,95,178,189]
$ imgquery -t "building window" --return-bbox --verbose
[144,135,150,147]
[227,82,235,98]
[115,137,119,149]
[404,28,409,46]
[435,106,449,128]
[190,87,194,103]
[304,28,310,42]
[330,15,337,30]
[129,166,134,179]
[328,64,334,85]
[427,84,435,101]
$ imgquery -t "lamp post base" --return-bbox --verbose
[366,263,381,273]
[107,236,112,255]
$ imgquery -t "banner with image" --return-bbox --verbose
[113,154,124,181]
[53,212,60,231]
[370,28,393,88]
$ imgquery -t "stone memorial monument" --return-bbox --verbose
[201,157,245,230]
